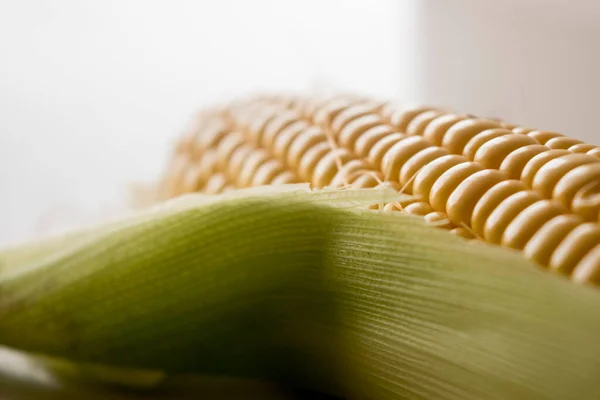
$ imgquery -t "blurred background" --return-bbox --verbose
[0,0,599,245]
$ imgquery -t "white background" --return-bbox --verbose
[0,0,598,245]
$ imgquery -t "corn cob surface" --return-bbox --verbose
[158,93,600,286]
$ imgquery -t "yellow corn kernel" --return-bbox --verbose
[159,93,600,286]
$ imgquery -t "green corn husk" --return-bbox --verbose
[1,185,600,400]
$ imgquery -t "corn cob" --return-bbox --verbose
[158,93,600,286]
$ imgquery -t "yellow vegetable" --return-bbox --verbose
[157,93,600,285]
